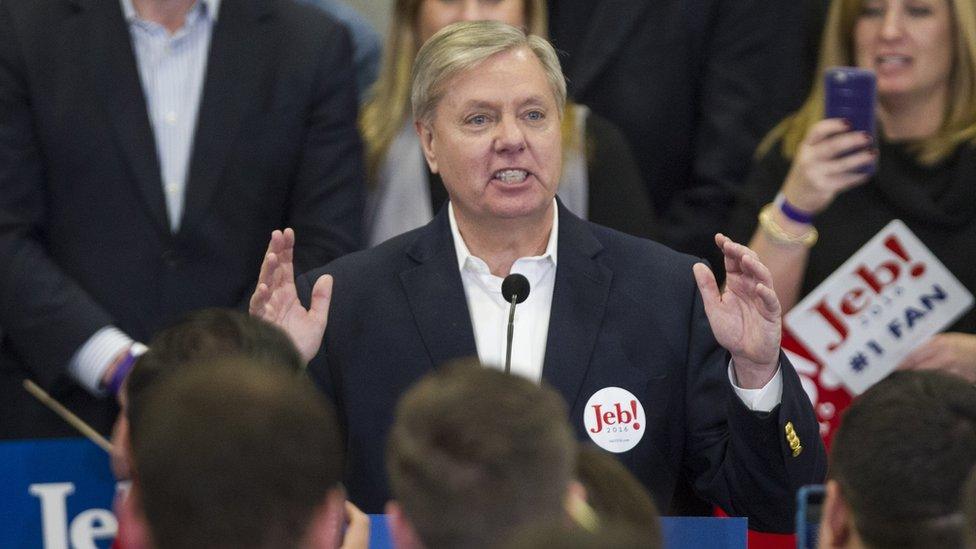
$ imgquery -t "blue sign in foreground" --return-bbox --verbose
[2,439,746,548]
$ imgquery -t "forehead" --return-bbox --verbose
[439,47,556,110]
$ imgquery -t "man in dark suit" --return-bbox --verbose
[0,0,364,438]
[547,0,814,270]
[252,21,825,532]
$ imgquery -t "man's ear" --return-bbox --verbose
[415,120,439,174]
[116,482,153,549]
[386,500,425,549]
[301,487,346,549]
[819,480,853,548]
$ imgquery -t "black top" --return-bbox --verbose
[729,138,976,333]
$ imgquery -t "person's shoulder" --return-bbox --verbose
[301,224,432,283]
[585,221,702,283]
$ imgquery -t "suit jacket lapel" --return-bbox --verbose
[179,0,273,234]
[567,0,650,98]
[542,204,613,410]
[89,0,169,234]
[399,208,479,367]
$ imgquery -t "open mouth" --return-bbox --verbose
[492,169,529,184]
[876,54,911,69]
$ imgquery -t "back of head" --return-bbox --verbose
[130,360,342,549]
[576,444,661,543]
[504,522,655,549]
[387,360,575,549]
[126,308,303,442]
[830,371,976,548]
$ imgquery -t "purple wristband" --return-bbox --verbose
[776,194,815,225]
[107,350,137,396]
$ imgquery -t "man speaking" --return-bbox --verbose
[251,21,825,532]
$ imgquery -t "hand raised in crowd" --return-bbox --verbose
[339,501,371,549]
[693,234,782,389]
[249,229,331,363]
[897,332,976,384]
[781,118,876,214]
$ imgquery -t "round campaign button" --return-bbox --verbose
[583,387,645,453]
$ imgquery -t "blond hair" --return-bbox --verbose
[359,0,578,182]
[412,21,565,125]
[759,0,976,164]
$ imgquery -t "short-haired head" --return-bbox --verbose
[130,359,343,549]
[827,371,976,548]
[411,20,566,127]
[387,358,575,549]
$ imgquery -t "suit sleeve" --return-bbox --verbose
[682,282,827,532]
[287,21,365,275]
[663,0,809,272]
[0,3,115,387]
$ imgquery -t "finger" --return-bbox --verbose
[249,283,269,316]
[740,252,774,290]
[693,262,721,312]
[309,274,334,327]
[831,170,873,193]
[804,119,852,146]
[714,233,742,275]
[814,131,873,162]
[755,282,782,318]
[897,338,941,370]
[256,238,283,289]
[341,501,370,549]
[279,227,296,265]
[823,149,876,178]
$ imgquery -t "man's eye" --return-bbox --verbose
[467,114,489,125]
[525,110,545,121]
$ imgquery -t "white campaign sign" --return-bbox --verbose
[583,387,645,453]
[785,220,973,395]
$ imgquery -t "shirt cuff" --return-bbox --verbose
[727,360,783,413]
[67,327,146,396]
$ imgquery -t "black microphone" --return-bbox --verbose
[501,274,530,375]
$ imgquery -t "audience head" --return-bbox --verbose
[503,523,656,549]
[127,360,345,549]
[111,308,303,480]
[386,359,576,549]
[766,0,976,163]
[575,444,662,543]
[818,371,976,549]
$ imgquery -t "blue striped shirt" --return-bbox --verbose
[67,0,221,393]
[121,0,219,231]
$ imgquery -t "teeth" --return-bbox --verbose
[877,55,910,65]
[494,169,528,183]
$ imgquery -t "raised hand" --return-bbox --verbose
[781,118,876,215]
[693,234,782,389]
[897,332,976,384]
[249,228,331,363]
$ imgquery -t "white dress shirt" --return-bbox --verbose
[449,200,782,411]
[67,0,218,394]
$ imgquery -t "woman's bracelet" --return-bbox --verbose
[774,192,816,225]
[758,203,818,248]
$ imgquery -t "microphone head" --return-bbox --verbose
[501,273,530,304]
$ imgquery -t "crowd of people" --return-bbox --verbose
[2,0,976,547]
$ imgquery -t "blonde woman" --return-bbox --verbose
[360,0,654,247]
[731,0,976,381]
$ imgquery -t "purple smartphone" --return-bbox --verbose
[824,67,877,174]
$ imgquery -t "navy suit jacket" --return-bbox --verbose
[299,203,826,532]
[0,0,364,437]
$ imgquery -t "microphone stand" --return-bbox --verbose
[505,294,517,375]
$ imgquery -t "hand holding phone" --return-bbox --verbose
[825,67,877,174]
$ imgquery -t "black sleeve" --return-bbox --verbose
[584,111,659,240]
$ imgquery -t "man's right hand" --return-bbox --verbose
[249,228,332,364]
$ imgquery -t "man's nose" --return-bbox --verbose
[493,116,527,153]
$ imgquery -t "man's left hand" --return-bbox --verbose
[693,234,782,389]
